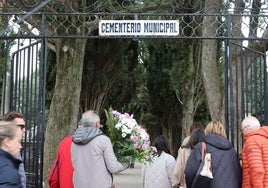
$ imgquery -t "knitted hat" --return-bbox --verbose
[241,116,260,133]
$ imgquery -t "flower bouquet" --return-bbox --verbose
[105,107,154,163]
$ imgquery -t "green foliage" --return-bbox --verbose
[80,39,128,112]
[142,40,182,115]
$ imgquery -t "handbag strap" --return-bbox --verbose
[201,142,206,161]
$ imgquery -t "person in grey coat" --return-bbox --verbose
[71,110,129,188]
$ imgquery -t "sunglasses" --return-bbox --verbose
[17,124,26,130]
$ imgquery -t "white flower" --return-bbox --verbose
[115,123,121,129]
[121,125,132,134]
[122,132,127,137]
[139,129,148,140]
[128,119,138,129]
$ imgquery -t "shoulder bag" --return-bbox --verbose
[191,142,213,188]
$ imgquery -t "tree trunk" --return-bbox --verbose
[180,45,195,141]
[181,91,194,141]
[201,0,224,122]
[202,39,224,121]
[180,40,203,141]
[80,39,129,114]
[43,38,87,187]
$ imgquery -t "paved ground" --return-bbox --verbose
[113,163,143,188]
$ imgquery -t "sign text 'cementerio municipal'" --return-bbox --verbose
[99,20,179,36]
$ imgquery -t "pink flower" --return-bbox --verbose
[123,113,131,118]
[131,135,139,142]
[137,126,142,131]
[112,110,121,117]
[134,143,139,149]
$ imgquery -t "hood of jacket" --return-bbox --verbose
[72,126,103,145]
[244,125,268,140]
[204,134,232,150]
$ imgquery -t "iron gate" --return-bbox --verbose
[225,40,267,152]
[1,39,46,187]
[0,0,268,187]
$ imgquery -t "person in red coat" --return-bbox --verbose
[241,116,268,188]
[48,135,74,188]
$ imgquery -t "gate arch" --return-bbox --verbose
[0,0,268,187]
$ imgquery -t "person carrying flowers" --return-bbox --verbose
[71,110,129,188]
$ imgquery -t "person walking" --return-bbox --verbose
[1,111,27,188]
[172,128,205,188]
[180,123,204,148]
[71,110,129,188]
[48,134,74,188]
[0,119,24,187]
[142,135,175,188]
[241,115,268,188]
[185,121,241,188]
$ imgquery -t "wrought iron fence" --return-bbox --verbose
[1,39,46,187]
[0,0,268,39]
[225,40,267,154]
[0,0,267,187]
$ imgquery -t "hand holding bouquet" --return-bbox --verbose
[105,108,154,163]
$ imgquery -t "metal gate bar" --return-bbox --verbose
[2,39,46,187]
[225,41,267,153]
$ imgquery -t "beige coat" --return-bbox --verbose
[172,147,191,188]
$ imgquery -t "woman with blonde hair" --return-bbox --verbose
[185,121,242,188]
[0,120,23,187]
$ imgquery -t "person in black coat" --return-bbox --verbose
[184,121,241,188]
